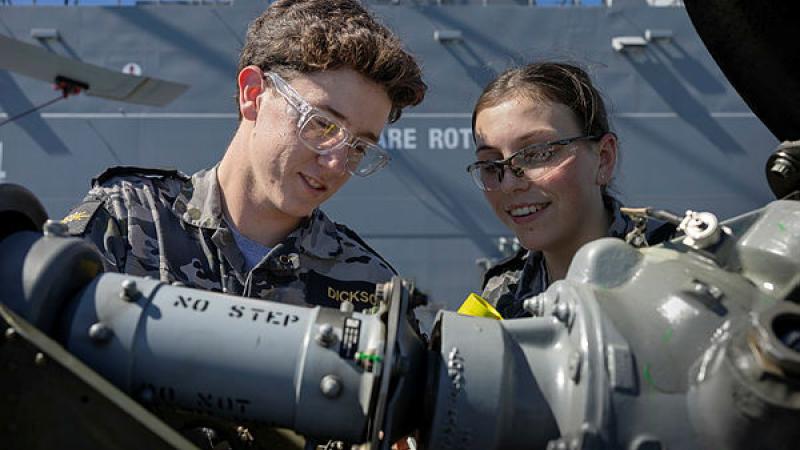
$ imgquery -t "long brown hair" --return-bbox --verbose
[472,62,616,194]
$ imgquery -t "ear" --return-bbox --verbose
[595,132,618,186]
[238,65,266,122]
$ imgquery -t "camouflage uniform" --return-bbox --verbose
[64,166,395,311]
[481,196,675,318]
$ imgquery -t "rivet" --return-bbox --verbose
[34,352,46,366]
[88,322,113,343]
[316,323,336,347]
[320,375,342,398]
[4,328,17,340]
[120,279,139,302]
[554,303,572,323]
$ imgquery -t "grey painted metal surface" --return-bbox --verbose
[422,202,800,449]
[0,0,778,307]
[66,272,385,441]
[2,182,799,449]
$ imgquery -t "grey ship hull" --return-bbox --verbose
[0,0,776,307]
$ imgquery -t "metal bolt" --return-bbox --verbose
[631,436,663,450]
[120,279,139,302]
[43,219,68,237]
[4,328,17,341]
[236,426,254,443]
[34,352,46,366]
[316,323,336,347]
[553,302,572,324]
[88,322,113,344]
[339,301,354,314]
[523,296,544,317]
[770,158,794,178]
[320,375,342,398]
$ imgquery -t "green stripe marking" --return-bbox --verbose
[661,328,674,344]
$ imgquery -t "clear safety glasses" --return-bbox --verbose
[466,134,600,191]
[263,72,390,177]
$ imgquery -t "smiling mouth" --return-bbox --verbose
[300,173,326,191]
[507,202,550,218]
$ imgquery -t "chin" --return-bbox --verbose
[517,232,556,253]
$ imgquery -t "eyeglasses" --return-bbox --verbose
[263,71,391,177]
[466,134,600,191]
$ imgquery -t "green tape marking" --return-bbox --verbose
[355,352,383,363]
[643,364,668,393]
[661,328,674,344]
[778,223,786,232]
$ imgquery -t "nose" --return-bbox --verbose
[498,165,529,193]
[317,146,350,175]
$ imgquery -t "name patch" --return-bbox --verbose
[302,271,379,312]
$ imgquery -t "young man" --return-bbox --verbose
[64,0,426,312]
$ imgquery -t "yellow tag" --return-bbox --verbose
[457,293,503,320]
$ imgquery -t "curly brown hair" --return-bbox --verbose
[238,0,426,123]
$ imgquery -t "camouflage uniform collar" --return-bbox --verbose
[289,208,344,260]
[175,166,225,229]
[175,166,343,259]
[605,194,633,239]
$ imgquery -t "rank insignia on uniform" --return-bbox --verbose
[62,210,91,223]
[62,200,103,236]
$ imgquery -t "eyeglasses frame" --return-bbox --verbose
[466,134,602,191]
[262,71,391,177]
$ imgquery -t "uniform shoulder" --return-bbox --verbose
[333,222,396,275]
[70,166,189,233]
[482,247,528,289]
[91,166,189,189]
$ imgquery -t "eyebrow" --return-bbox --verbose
[318,104,380,143]
[475,129,557,154]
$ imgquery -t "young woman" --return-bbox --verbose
[467,62,672,318]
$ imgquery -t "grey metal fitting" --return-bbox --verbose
[4,327,17,341]
[568,350,583,383]
[320,374,342,399]
[523,296,545,317]
[553,302,572,324]
[34,352,46,367]
[678,210,721,249]
[692,280,724,301]
[236,426,254,443]
[753,303,800,376]
[120,279,139,302]
[770,158,794,178]
[315,323,337,347]
[339,300,354,314]
[42,219,68,237]
[88,322,113,344]
[374,281,390,305]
